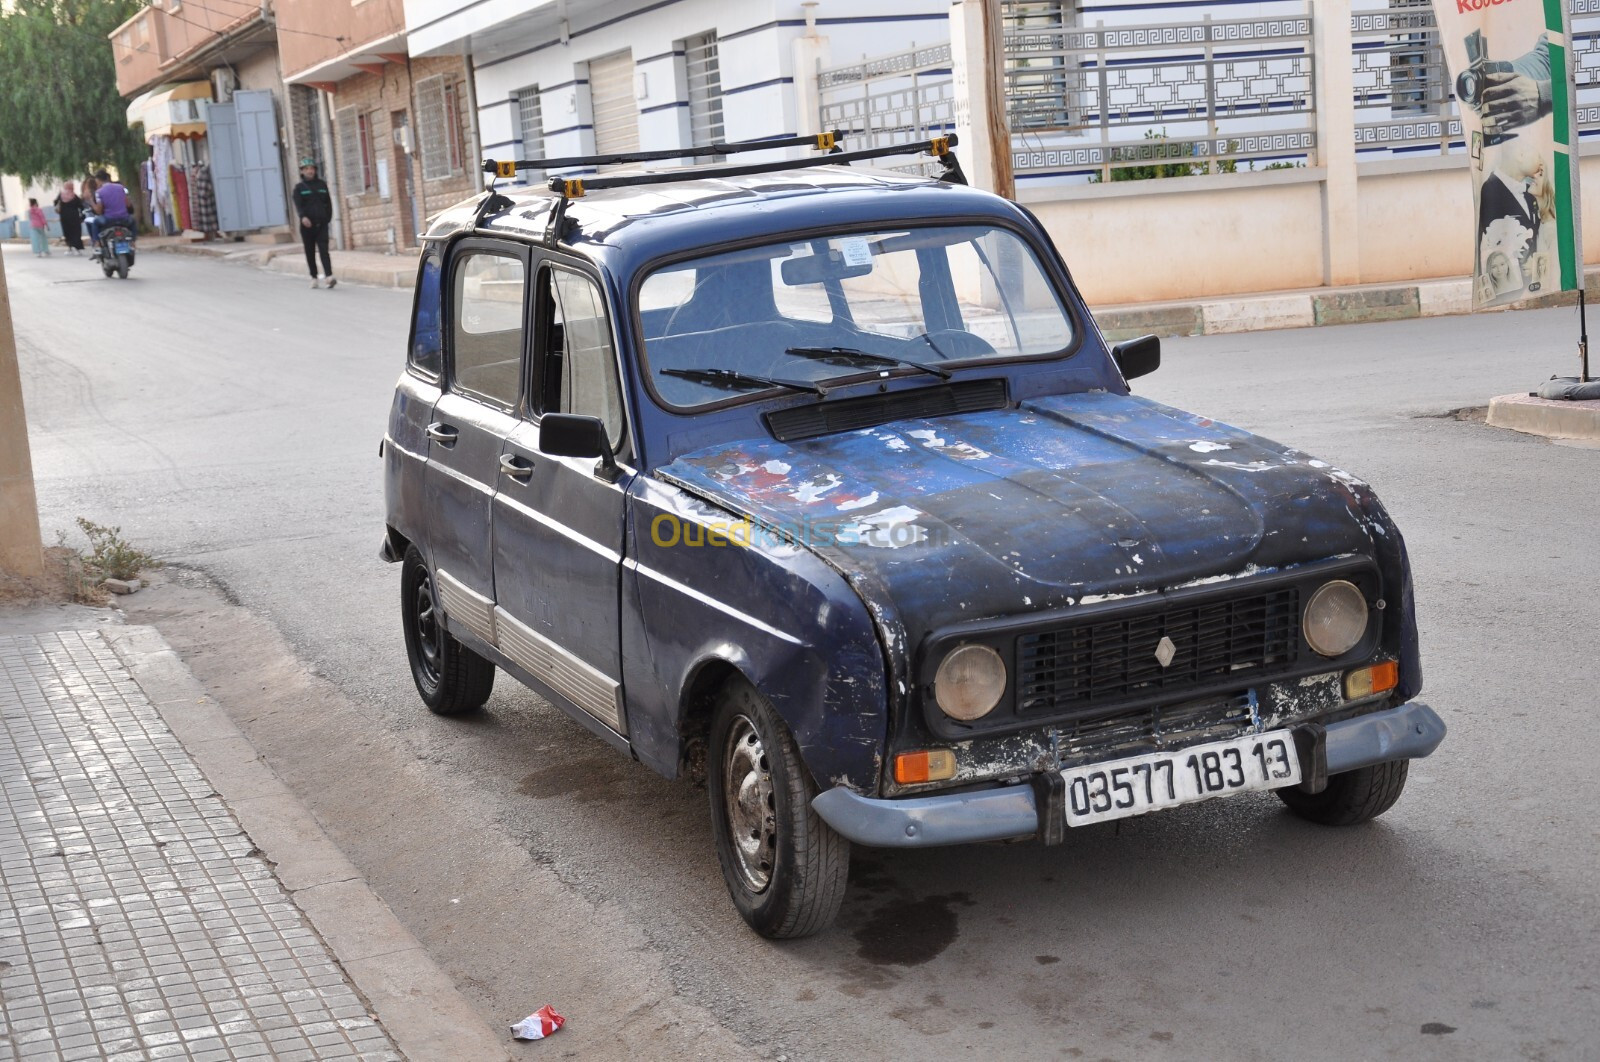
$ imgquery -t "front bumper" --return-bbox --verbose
[812,700,1445,848]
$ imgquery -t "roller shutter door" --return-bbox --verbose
[589,50,639,154]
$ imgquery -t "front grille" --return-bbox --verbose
[1017,586,1300,717]
[1058,691,1256,762]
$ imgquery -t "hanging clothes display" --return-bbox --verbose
[189,161,218,233]
[151,138,175,234]
[170,164,193,232]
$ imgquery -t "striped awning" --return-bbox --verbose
[126,81,211,141]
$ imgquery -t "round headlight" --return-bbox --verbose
[934,644,1007,721]
[1303,580,1369,657]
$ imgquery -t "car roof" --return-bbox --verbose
[422,164,1032,278]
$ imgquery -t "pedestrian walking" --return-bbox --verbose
[54,182,86,255]
[26,200,51,257]
[292,157,335,289]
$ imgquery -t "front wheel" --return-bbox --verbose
[1277,759,1409,826]
[115,253,129,279]
[400,547,495,714]
[708,678,849,938]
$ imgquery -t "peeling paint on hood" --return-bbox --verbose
[659,390,1395,656]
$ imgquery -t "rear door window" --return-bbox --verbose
[451,249,528,409]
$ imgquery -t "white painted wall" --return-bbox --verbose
[445,0,948,180]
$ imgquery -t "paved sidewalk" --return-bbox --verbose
[0,629,396,1062]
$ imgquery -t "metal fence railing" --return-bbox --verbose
[1350,5,1461,156]
[813,1,1600,184]
[817,43,955,175]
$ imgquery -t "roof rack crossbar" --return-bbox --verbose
[544,135,961,197]
[485,130,846,178]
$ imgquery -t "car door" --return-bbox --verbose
[492,257,632,739]
[421,239,530,649]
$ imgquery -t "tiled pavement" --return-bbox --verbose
[0,630,398,1061]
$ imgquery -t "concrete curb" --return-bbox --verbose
[1486,392,1600,441]
[1092,271,1600,341]
[102,625,512,1062]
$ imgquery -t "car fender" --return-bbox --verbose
[622,475,889,793]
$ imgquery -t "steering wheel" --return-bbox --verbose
[912,329,996,360]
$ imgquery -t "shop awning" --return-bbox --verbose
[126,81,211,141]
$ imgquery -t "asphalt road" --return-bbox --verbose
[8,246,1598,1061]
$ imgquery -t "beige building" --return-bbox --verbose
[111,0,294,237]
[277,0,479,252]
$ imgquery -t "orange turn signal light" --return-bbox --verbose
[1344,660,1399,700]
[894,749,957,785]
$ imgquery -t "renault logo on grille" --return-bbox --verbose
[1154,635,1177,669]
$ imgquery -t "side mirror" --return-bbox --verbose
[1111,334,1161,381]
[540,413,620,480]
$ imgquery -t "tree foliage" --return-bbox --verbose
[0,0,146,184]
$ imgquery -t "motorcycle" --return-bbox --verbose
[96,222,137,280]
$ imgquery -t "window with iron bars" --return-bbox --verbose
[683,32,725,155]
[1005,0,1080,132]
[515,86,544,182]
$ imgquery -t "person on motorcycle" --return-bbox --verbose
[87,169,133,256]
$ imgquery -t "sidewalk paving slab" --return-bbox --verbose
[0,623,509,1062]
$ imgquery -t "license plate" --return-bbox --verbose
[1063,730,1302,827]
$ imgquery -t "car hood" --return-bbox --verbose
[658,391,1399,664]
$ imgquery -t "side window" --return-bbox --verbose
[539,266,625,449]
[409,251,443,377]
[451,250,527,408]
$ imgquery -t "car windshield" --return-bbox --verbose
[637,224,1074,409]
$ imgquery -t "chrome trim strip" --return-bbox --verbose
[625,559,803,645]
[495,491,622,564]
[430,460,497,495]
[386,436,427,463]
[435,569,496,646]
[493,606,626,735]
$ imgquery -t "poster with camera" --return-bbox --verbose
[1432,0,1581,309]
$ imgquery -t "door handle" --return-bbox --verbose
[426,422,459,445]
[498,454,534,480]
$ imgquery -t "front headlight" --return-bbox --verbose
[1303,579,1369,657]
[934,643,1007,721]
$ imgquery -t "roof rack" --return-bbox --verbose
[473,132,965,240]
[534,134,963,242]
[482,130,848,181]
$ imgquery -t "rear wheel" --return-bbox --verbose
[708,678,849,938]
[115,253,129,279]
[1277,760,1409,826]
[400,547,495,714]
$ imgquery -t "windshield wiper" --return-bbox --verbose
[784,345,952,380]
[661,367,826,396]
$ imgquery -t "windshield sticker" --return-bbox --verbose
[838,237,872,268]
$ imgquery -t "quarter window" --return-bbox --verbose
[410,251,443,376]
[451,252,527,407]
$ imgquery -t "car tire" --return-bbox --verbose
[1277,759,1408,826]
[708,678,849,939]
[400,547,495,715]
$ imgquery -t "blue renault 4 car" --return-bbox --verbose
[381,134,1445,939]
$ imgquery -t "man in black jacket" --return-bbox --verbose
[293,157,336,289]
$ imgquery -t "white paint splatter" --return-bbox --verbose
[1132,554,1144,565]
[762,459,791,475]
[838,505,928,549]
[835,491,879,512]
[1189,441,1231,453]
[789,474,842,504]
[907,429,946,446]
[1203,459,1277,473]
